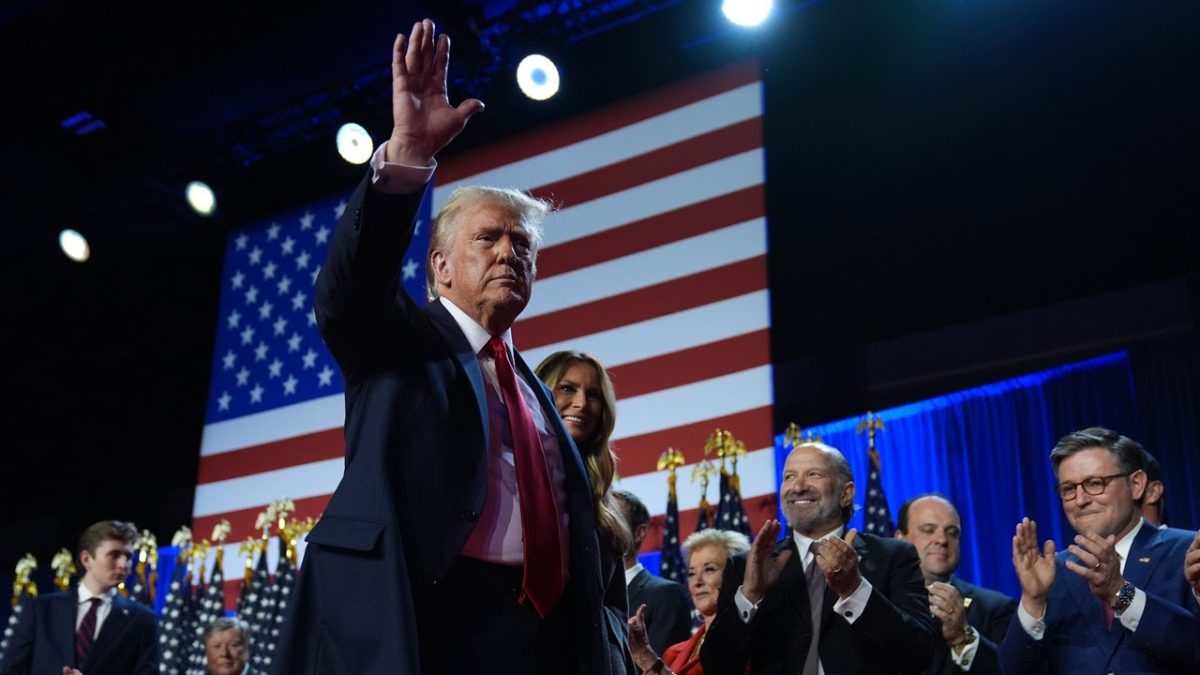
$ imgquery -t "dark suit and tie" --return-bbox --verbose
[272,20,624,675]
[0,521,158,675]
[1004,428,1200,675]
[1001,522,1200,674]
[893,493,1016,675]
[701,442,935,675]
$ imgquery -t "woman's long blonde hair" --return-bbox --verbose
[535,350,633,556]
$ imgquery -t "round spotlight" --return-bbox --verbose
[722,0,773,27]
[186,180,217,216]
[336,122,374,165]
[516,54,560,101]
[59,228,90,263]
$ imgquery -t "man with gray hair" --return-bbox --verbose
[203,617,263,675]
[702,441,936,674]
[274,18,622,675]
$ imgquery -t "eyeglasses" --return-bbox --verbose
[1057,473,1130,501]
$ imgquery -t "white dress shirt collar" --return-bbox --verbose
[439,296,514,356]
[625,562,645,586]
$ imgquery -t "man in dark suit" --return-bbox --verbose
[701,441,935,675]
[0,520,158,675]
[1003,427,1200,674]
[273,19,623,675]
[895,493,1015,675]
[613,490,693,654]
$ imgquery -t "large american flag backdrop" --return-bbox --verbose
[195,61,778,604]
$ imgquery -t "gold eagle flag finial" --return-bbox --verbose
[856,411,885,449]
[12,554,38,606]
[281,517,317,562]
[657,448,687,498]
[783,422,823,449]
[51,548,76,593]
[239,536,267,587]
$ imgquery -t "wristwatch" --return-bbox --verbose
[1111,580,1136,614]
[951,624,976,653]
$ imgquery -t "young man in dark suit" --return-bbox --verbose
[701,441,936,675]
[614,490,693,655]
[895,493,1016,675]
[0,520,159,674]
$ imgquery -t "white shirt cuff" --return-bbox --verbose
[370,141,435,194]
[1016,601,1047,640]
[1117,587,1147,632]
[952,627,981,671]
[734,586,760,623]
[832,577,872,623]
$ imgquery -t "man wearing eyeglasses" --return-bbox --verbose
[1000,427,1200,674]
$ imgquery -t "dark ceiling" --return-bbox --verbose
[2,0,1198,567]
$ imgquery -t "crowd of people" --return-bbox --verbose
[4,17,1199,675]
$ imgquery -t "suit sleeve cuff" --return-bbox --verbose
[952,627,981,670]
[832,577,872,623]
[1016,602,1046,640]
[1116,587,1147,632]
[370,141,436,194]
[734,586,760,623]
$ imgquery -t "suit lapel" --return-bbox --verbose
[56,592,78,667]
[1123,520,1163,589]
[425,300,490,446]
[628,569,651,602]
[84,595,131,670]
[1060,554,1118,652]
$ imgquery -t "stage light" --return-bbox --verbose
[516,54,560,101]
[336,122,374,164]
[59,229,90,263]
[186,180,216,216]
[722,0,773,27]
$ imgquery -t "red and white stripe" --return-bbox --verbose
[193,61,777,601]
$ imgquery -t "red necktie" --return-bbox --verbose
[75,597,102,667]
[488,336,567,617]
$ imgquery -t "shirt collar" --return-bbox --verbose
[624,562,645,586]
[439,296,513,356]
[1114,518,1145,569]
[793,524,846,564]
[76,584,116,606]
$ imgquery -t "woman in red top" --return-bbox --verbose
[628,529,751,675]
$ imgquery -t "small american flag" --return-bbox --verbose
[157,560,195,674]
[715,469,753,537]
[658,476,687,583]
[862,447,895,536]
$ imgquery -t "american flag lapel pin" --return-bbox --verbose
[1138,556,1150,563]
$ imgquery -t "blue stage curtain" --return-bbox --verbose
[774,351,1156,599]
[1129,334,1200,531]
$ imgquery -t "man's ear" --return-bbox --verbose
[1129,468,1148,501]
[894,529,906,541]
[431,250,451,287]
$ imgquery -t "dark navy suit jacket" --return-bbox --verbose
[921,577,1015,675]
[701,531,937,675]
[999,522,1200,674]
[0,590,158,675]
[272,177,618,674]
